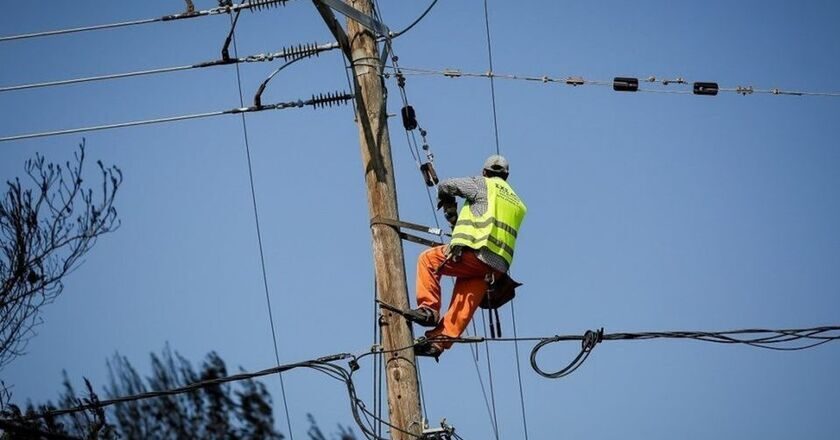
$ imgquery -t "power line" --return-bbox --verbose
[477,1,530,432]
[12,350,412,440]
[0,92,353,143]
[362,324,840,380]
[478,313,501,440]
[389,0,440,38]
[0,43,339,94]
[529,326,840,379]
[477,2,509,436]
[10,325,838,436]
[16,353,354,419]
[467,322,501,440]
[0,0,291,43]
[481,0,501,155]
[390,66,840,98]
[227,11,295,439]
[0,64,194,93]
[509,301,530,440]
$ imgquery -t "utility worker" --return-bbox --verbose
[408,155,527,359]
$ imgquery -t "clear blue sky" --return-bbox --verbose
[2,1,839,438]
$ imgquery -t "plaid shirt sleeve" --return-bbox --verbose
[438,176,487,216]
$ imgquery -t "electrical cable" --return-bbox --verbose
[482,0,501,155]
[389,0,440,38]
[0,109,226,142]
[530,326,840,379]
[416,361,431,429]
[371,271,386,439]
[252,40,340,106]
[377,309,384,438]
[467,320,500,440]
[12,326,838,429]
[509,300,530,440]
[363,325,840,380]
[479,312,501,440]
[388,66,840,97]
[0,17,160,42]
[478,0,531,426]
[227,11,295,439]
[0,92,354,143]
[0,0,291,43]
[13,349,410,440]
[15,354,355,419]
[0,65,194,93]
[0,42,340,94]
[371,273,380,438]
[476,4,520,435]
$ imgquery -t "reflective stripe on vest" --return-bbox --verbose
[449,177,526,265]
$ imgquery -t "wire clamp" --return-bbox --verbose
[443,69,462,78]
[736,85,754,95]
[565,76,585,86]
[582,328,604,351]
[422,418,456,439]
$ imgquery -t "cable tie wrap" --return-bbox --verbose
[582,327,604,351]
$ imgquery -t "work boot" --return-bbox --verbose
[404,307,438,327]
[414,338,443,362]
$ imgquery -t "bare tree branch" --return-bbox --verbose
[0,140,122,370]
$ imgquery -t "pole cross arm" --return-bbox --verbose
[314,0,390,37]
[312,0,352,60]
[370,216,450,247]
[312,0,391,68]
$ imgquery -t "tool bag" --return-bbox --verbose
[481,273,523,338]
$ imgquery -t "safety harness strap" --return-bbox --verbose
[482,272,524,338]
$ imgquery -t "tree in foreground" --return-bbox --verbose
[1,347,357,440]
[0,142,121,371]
[104,347,283,439]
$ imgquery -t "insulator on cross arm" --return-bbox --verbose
[279,42,324,61]
[613,77,639,92]
[244,0,288,12]
[308,91,354,109]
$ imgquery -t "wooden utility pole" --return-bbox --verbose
[343,0,424,438]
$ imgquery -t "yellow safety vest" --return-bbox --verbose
[450,177,526,266]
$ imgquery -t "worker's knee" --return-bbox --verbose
[418,246,444,268]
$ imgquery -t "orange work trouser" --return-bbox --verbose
[416,245,501,349]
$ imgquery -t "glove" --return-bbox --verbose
[444,205,458,228]
[437,193,456,210]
